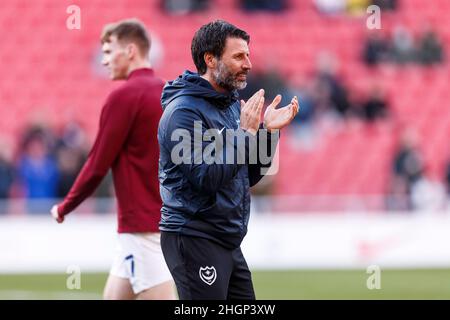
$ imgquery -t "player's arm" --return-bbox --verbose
[52,91,134,223]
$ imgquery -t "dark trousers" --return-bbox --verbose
[161,232,255,300]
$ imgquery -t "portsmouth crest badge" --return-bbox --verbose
[199,266,217,285]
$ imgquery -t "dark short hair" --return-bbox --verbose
[191,20,250,75]
[101,19,151,57]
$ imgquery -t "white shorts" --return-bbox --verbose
[109,232,173,294]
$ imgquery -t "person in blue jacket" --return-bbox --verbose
[158,20,299,299]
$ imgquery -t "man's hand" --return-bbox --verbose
[240,89,265,136]
[51,204,64,223]
[263,95,299,132]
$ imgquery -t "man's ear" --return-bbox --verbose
[204,52,217,70]
[126,43,137,60]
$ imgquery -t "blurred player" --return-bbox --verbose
[50,19,175,300]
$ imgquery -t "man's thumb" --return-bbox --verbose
[269,95,282,110]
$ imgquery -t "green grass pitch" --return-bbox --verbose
[1,269,450,299]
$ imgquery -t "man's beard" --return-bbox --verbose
[212,60,248,92]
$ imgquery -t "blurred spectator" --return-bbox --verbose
[0,145,13,199]
[411,175,446,212]
[240,0,287,12]
[361,84,388,122]
[0,143,14,214]
[386,175,410,211]
[162,0,209,14]
[54,121,114,212]
[372,0,397,11]
[390,25,416,64]
[363,24,444,66]
[346,0,370,16]
[315,52,352,117]
[55,121,87,197]
[56,121,86,150]
[417,27,444,65]
[2,122,119,215]
[55,146,85,198]
[17,126,59,213]
[287,74,319,150]
[388,128,424,210]
[289,74,315,125]
[314,0,346,14]
[393,131,423,186]
[363,32,390,66]
[239,68,292,107]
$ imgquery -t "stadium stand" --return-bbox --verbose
[0,0,448,211]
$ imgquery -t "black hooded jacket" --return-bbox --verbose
[158,70,278,249]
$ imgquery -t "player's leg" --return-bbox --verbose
[227,247,255,300]
[103,274,136,300]
[105,234,137,300]
[131,233,176,300]
[136,280,176,300]
[161,232,233,299]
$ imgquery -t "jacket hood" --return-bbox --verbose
[161,70,239,110]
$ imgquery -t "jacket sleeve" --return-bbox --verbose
[58,91,134,216]
[162,107,258,194]
[248,125,280,187]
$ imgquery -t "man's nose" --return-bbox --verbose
[243,56,252,70]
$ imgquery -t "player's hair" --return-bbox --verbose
[101,19,151,57]
[191,20,250,75]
